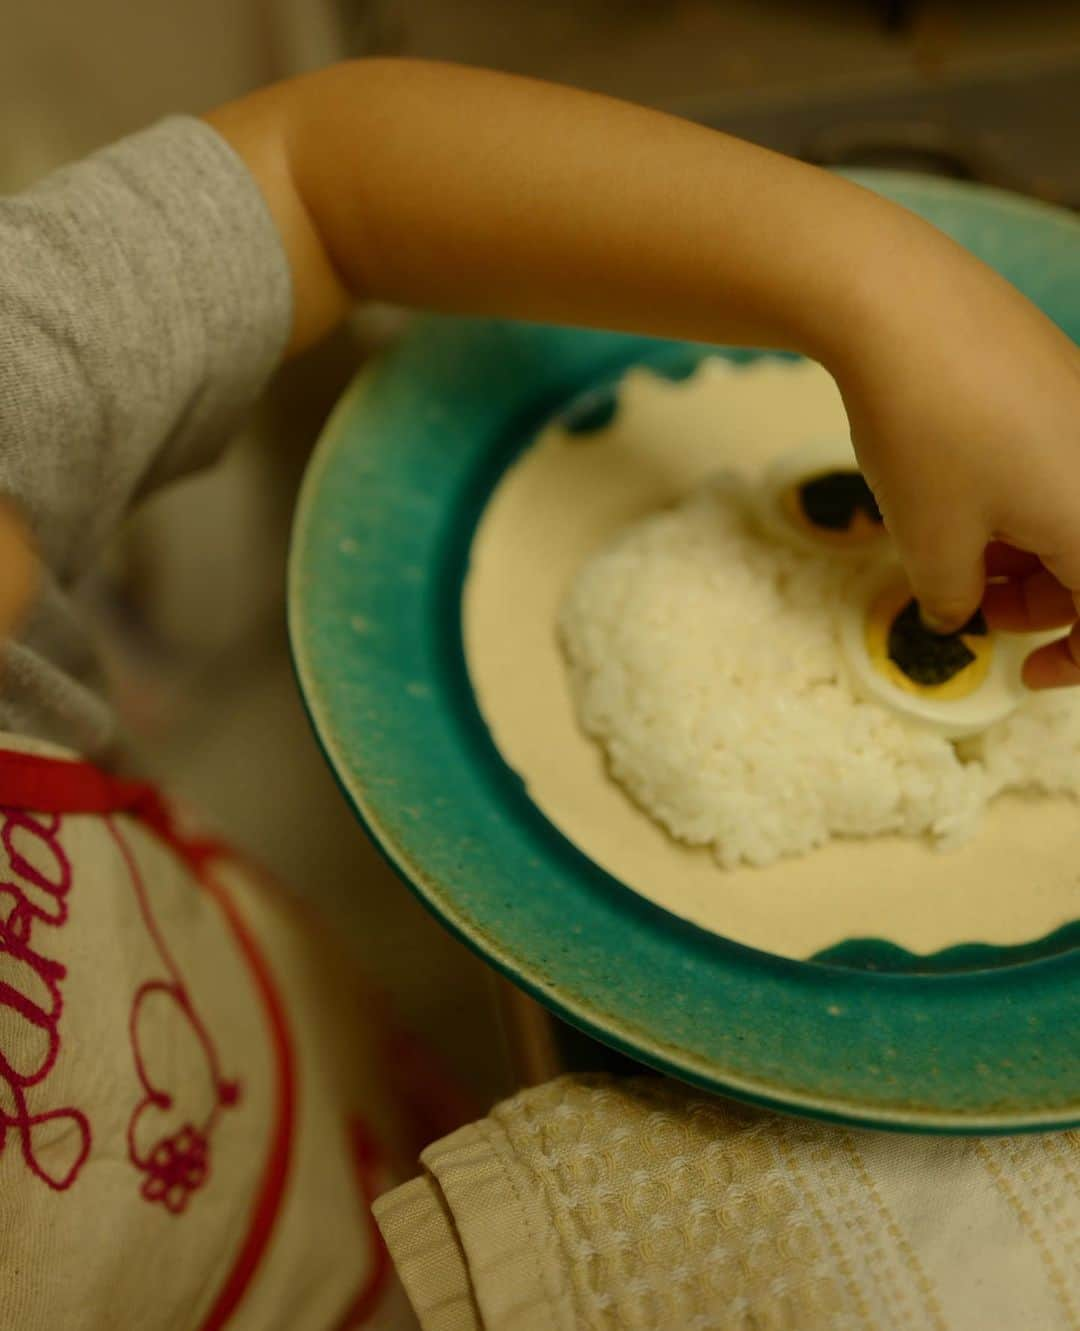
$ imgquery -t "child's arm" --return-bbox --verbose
[205,59,1080,688]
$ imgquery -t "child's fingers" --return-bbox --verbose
[1036,544,1080,606]
[1009,541,1080,690]
[1023,627,1080,690]
[982,567,1077,632]
[898,514,987,633]
[984,541,1042,579]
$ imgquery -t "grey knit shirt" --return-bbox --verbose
[0,117,293,758]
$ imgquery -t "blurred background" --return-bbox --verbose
[3,0,1078,1104]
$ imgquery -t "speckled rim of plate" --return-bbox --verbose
[288,172,1080,1134]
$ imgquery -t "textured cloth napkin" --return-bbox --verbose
[374,1073,1080,1331]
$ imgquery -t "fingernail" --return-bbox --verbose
[918,608,960,635]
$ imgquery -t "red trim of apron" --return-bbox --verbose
[0,750,223,864]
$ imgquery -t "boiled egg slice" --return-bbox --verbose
[757,438,887,555]
[838,564,1033,739]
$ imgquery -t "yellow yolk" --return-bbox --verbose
[865,583,992,702]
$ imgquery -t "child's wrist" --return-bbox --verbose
[804,197,942,381]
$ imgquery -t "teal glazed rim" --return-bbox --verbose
[288,172,1080,1133]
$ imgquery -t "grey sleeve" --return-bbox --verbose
[0,115,293,584]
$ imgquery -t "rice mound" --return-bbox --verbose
[558,474,1080,868]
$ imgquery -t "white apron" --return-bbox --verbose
[0,737,462,1330]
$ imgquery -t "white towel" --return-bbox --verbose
[375,1072,1080,1331]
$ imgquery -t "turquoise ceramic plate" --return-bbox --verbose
[289,173,1080,1133]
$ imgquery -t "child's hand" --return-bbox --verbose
[831,230,1080,689]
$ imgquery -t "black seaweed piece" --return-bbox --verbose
[887,600,987,686]
[798,471,883,531]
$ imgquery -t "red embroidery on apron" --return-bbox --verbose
[186,850,296,1331]
[0,807,91,1190]
[107,817,240,1215]
[0,751,298,1328]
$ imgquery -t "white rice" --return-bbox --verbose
[558,473,1080,868]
